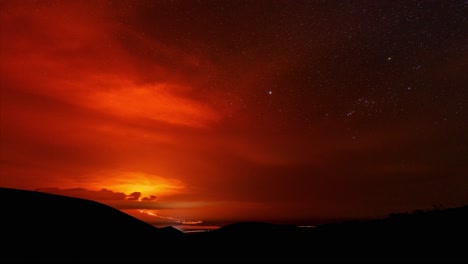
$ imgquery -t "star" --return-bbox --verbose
[268,91,272,95]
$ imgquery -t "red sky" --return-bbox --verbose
[1,0,467,225]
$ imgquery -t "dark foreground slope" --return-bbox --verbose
[2,187,467,262]
[0,187,185,261]
[189,206,468,261]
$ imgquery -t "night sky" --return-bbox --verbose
[1,0,467,226]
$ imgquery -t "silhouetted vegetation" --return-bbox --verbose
[1,187,467,261]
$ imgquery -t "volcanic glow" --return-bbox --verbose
[98,171,185,200]
[1,0,467,225]
[138,210,202,225]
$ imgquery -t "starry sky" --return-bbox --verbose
[1,0,467,225]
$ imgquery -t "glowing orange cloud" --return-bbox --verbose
[0,1,218,213]
[40,170,185,202]
[0,1,219,129]
[95,171,185,199]
[84,80,219,128]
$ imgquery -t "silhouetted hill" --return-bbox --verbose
[189,206,468,261]
[2,187,467,261]
[0,187,185,261]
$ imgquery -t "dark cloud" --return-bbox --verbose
[126,192,141,201]
[142,195,157,201]
[40,188,154,203]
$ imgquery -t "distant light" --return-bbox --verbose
[182,221,203,225]
[268,91,272,95]
[387,57,392,61]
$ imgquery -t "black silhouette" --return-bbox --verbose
[1,187,467,261]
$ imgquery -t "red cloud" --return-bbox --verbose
[40,188,141,202]
[142,195,157,201]
[126,192,141,201]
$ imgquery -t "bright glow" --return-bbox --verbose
[138,210,203,225]
[96,171,185,201]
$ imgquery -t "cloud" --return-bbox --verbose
[126,192,141,201]
[40,187,156,203]
[37,187,199,211]
[142,195,157,201]
[0,1,219,129]
[40,188,127,201]
[108,201,215,210]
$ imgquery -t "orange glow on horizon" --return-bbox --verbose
[100,171,185,200]
[138,210,203,225]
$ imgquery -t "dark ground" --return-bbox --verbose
[1,187,467,262]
